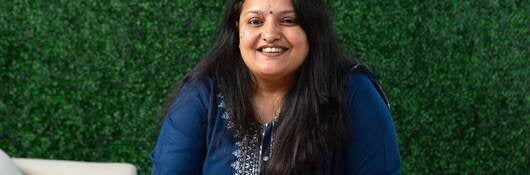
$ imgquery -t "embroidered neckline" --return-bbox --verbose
[217,93,276,175]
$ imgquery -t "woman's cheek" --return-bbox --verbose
[240,30,258,46]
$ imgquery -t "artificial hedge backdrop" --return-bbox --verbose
[1,0,528,174]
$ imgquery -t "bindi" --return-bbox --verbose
[269,11,273,14]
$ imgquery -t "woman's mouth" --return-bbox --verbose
[258,47,288,57]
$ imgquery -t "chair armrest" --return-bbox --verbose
[12,158,137,175]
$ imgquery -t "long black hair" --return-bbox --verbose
[170,0,350,174]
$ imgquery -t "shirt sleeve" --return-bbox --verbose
[150,80,209,175]
[344,72,401,175]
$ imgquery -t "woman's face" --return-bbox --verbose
[238,0,309,82]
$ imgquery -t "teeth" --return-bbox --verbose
[261,47,285,53]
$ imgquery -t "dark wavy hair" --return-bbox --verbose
[169,0,350,174]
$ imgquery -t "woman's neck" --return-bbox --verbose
[251,74,293,124]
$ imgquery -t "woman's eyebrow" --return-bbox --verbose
[245,10,261,16]
[245,10,295,15]
[278,10,295,15]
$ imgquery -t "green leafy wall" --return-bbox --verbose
[1,0,528,174]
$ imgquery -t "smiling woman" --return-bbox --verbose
[150,0,401,174]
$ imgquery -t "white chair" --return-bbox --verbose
[1,148,137,175]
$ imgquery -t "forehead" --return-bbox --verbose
[241,0,294,13]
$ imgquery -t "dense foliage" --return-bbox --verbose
[1,0,528,174]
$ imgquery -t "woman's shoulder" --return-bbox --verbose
[345,70,373,88]
[344,70,378,104]
[340,59,390,109]
[341,59,377,91]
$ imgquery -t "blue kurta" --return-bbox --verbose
[151,70,401,175]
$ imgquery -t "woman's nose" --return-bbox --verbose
[262,23,281,42]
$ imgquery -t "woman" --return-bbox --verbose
[151,0,401,174]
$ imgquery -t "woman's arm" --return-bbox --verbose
[150,81,210,175]
[345,72,401,175]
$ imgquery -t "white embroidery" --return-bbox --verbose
[218,94,262,175]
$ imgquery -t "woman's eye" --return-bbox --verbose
[248,18,263,26]
[281,18,297,25]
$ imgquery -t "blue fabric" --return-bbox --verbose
[150,71,401,175]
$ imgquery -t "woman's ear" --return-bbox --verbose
[235,21,239,28]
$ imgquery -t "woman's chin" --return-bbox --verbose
[254,69,292,81]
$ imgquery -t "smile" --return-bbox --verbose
[259,47,287,53]
[257,47,289,57]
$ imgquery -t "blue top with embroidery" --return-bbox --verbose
[150,70,401,175]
